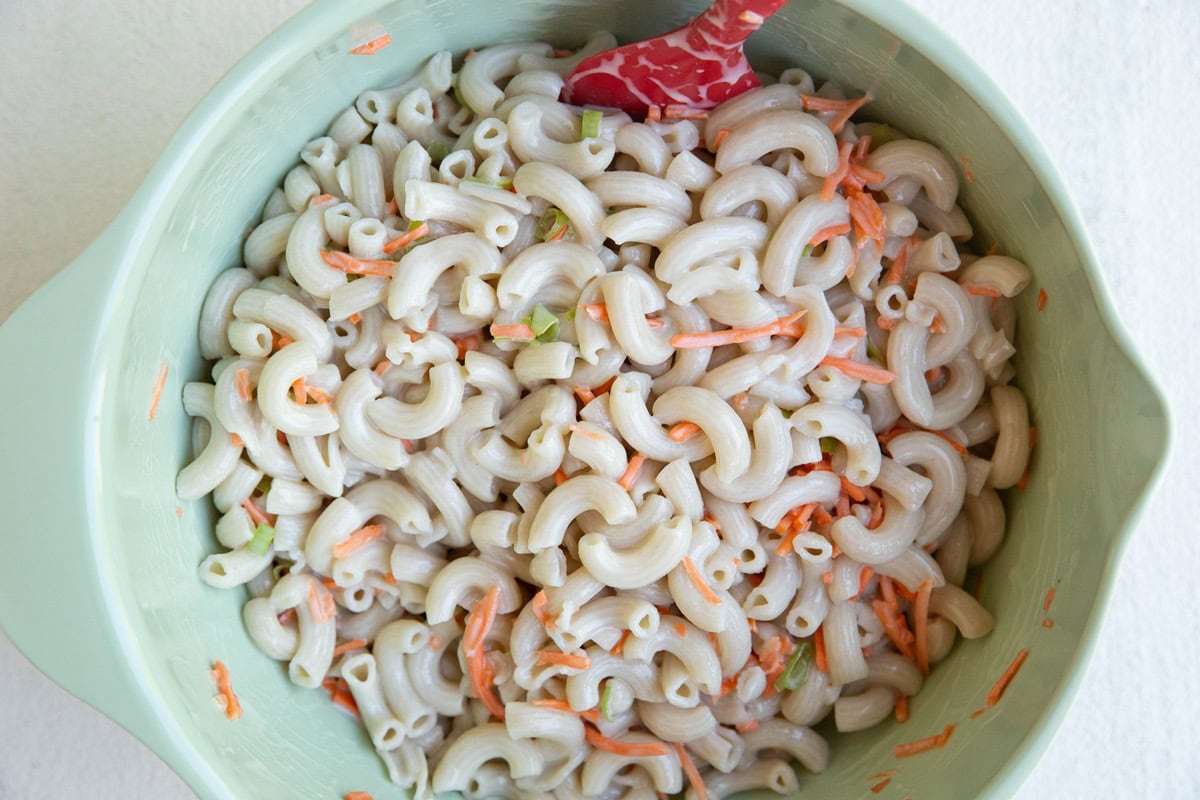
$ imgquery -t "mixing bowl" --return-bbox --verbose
[0,0,1170,797]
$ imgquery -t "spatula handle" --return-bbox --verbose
[691,0,790,49]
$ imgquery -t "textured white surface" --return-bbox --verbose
[1,1,1197,798]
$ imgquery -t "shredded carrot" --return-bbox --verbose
[321,250,396,277]
[227,433,243,448]
[732,392,749,411]
[333,639,368,657]
[962,284,1003,298]
[877,314,896,331]
[580,303,611,323]
[308,579,337,624]
[801,93,872,133]
[930,315,946,334]
[585,727,669,757]
[347,312,363,325]
[839,476,867,503]
[893,723,955,758]
[1017,469,1029,491]
[548,224,569,242]
[464,585,505,720]
[734,719,760,733]
[646,105,662,122]
[350,33,391,55]
[272,332,294,351]
[489,323,536,340]
[873,600,915,660]
[311,194,335,206]
[672,742,709,800]
[670,310,805,349]
[382,222,429,254]
[681,556,721,604]
[870,779,892,794]
[674,622,688,637]
[373,360,391,377]
[820,356,896,384]
[345,792,374,800]
[822,570,834,585]
[847,190,887,248]
[894,693,909,723]
[850,567,875,601]
[961,155,975,182]
[668,421,701,442]
[713,128,731,149]
[291,377,307,405]
[821,141,854,202]
[241,498,273,527]
[775,503,816,555]
[894,581,918,603]
[872,770,898,780]
[553,467,570,486]
[174,506,183,518]
[573,385,596,404]
[618,453,646,491]
[986,648,1029,708]
[1042,618,1054,628]
[813,626,829,673]
[810,222,853,246]
[609,629,632,656]
[148,362,169,420]
[1042,587,1056,613]
[1037,288,1048,311]
[537,651,591,670]
[925,366,944,384]
[210,660,242,720]
[663,105,709,120]
[329,680,360,717]
[593,376,616,396]
[533,698,574,712]
[913,578,934,675]
[306,385,333,404]
[332,524,385,559]
[885,239,911,284]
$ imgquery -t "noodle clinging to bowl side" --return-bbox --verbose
[179,35,1033,799]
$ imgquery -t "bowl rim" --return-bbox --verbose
[52,0,1175,797]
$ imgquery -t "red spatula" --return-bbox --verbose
[561,0,790,117]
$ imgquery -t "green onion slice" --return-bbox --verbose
[600,680,614,721]
[580,109,602,140]
[775,640,815,692]
[247,523,276,556]
[528,304,560,343]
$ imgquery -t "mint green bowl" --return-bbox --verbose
[0,0,1169,798]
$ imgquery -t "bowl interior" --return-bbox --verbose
[93,0,1169,797]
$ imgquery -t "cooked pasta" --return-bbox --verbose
[181,38,1034,800]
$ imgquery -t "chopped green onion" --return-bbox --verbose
[407,219,425,232]
[819,437,838,455]
[535,208,573,241]
[460,176,489,185]
[528,304,560,343]
[868,124,897,149]
[775,640,815,692]
[494,176,513,189]
[248,523,276,556]
[564,306,577,321]
[580,109,602,140]
[801,244,814,257]
[427,140,448,165]
[256,476,272,495]
[600,680,614,721]
[866,338,884,363]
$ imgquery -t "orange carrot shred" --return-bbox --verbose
[821,141,854,202]
[373,360,391,377]
[646,105,662,122]
[713,128,731,149]
[872,770,898,780]
[537,651,591,670]
[820,356,896,384]
[681,556,721,604]
[672,742,709,800]
[574,385,596,404]
[242,498,273,527]
[813,626,829,673]
[960,155,975,182]
[893,723,955,758]
[1037,288,1048,311]
[333,639,368,657]
[464,585,505,720]
[229,433,244,447]
[174,506,183,518]
[986,648,1029,708]
[1042,587,1056,613]
[734,719,760,733]
[321,250,396,277]
[580,303,611,323]
[149,363,169,420]
[930,315,946,334]
[913,578,934,675]
[962,284,1003,298]
[810,222,853,246]
[609,629,632,656]
[348,312,362,325]
[801,93,872,133]
[1042,619,1054,628]
[584,727,669,757]
[618,453,646,490]
[871,779,892,794]
[850,566,875,601]
[291,377,307,405]
[490,323,536,340]
[674,622,688,637]
[894,693,909,723]
[668,421,701,442]
[345,792,374,800]
[382,222,429,254]
[670,310,805,349]
[350,33,391,55]
[210,660,242,720]
[307,579,337,624]
[332,524,385,559]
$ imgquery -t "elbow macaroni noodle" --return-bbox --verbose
[181,38,1035,799]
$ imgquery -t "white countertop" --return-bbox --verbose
[2,1,1198,798]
